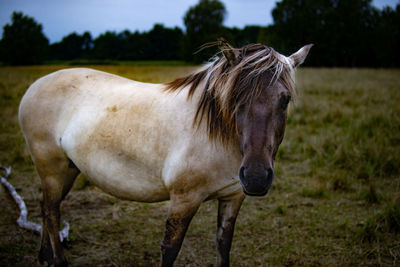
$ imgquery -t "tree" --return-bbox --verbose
[0,12,49,65]
[373,4,400,66]
[50,32,93,60]
[269,0,398,67]
[331,0,379,66]
[270,0,334,65]
[121,30,152,60]
[88,25,183,61]
[227,25,263,47]
[147,24,183,60]
[92,31,122,60]
[183,0,227,62]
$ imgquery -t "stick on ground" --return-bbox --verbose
[0,166,69,242]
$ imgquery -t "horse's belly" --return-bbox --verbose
[70,150,169,202]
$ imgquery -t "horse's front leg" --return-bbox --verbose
[160,194,202,267]
[216,195,245,267]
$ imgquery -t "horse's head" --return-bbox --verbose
[219,41,313,196]
[166,39,312,196]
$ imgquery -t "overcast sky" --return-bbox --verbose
[0,0,398,43]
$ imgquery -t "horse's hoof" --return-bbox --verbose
[54,258,68,267]
[38,246,53,265]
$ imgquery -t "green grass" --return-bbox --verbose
[0,66,399,266]
[358,200,400,242]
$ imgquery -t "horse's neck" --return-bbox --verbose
[176,81,241,155]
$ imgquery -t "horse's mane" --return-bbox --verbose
[164,43,295,145]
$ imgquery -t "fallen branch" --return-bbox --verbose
[0,166,69,242]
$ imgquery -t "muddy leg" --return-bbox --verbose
[38,199,53,265]
[216,195,245,267]
[160,195,202,267]
[36,158,79,267]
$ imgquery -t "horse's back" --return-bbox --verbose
[19,68,121,149]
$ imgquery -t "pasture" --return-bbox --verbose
[0,65,399,266]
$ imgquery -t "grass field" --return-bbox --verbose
[0,65,399,266]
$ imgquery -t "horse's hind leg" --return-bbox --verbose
[31,145,79,267]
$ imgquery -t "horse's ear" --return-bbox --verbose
[218,38,239,66]
[289,44,313,68]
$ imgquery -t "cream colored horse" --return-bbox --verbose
[19,40,311,267]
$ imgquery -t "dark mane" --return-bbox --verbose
[164,43,295,145]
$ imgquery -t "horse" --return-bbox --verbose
[18,39,312,267]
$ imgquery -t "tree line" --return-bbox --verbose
[0,0,399,67]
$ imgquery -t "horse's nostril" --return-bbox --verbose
[239,167,248,185]
[266,168,274,181]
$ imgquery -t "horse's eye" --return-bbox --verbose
[280,95,291,110]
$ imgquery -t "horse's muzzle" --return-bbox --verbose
[239,166,274,196]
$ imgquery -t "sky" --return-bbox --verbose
[0,0,398,43]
